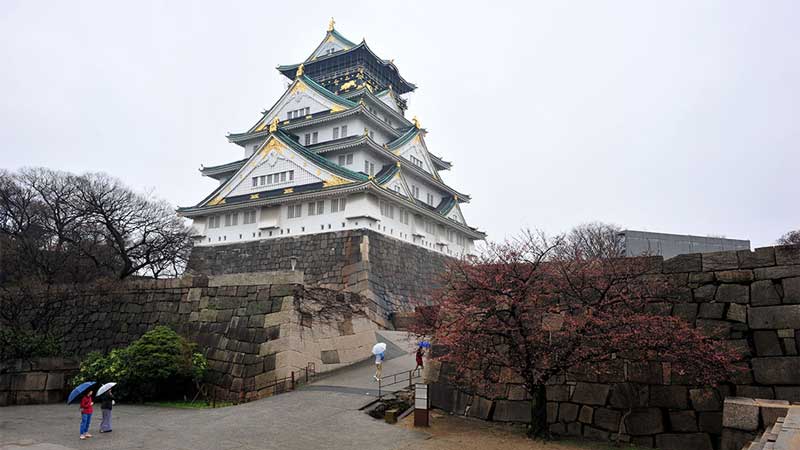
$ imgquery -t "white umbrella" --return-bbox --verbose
[372,342,387,355]
[96,382,117,397]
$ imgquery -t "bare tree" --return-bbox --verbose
[559,221,626,259]
[778,229,800,246]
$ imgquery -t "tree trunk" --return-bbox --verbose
[528,384,548,438]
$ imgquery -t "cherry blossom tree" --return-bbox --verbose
[414,231,741,438]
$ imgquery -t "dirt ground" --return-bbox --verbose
[395,410,643,450]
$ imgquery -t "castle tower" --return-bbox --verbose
[179,20,485,256]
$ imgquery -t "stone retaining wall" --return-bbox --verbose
[425,244,800,450]
[186,230,452,317]
[0,357,80,406]
[720,397,799,449]
[2,272,381,403]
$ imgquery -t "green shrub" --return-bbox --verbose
[71,326,207,402]
[0,329,61,361]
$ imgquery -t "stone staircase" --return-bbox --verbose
[742,407,800,450]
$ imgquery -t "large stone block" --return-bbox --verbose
[582,425,609,442]
[694,284,717,301]
[546,384,570,402]
[738,247,776,269]
[751,280,782,306]
[695,319,731,339]
[749,305,800,329]
[720,428,757,450]
[715,284,749,304]
[320,350,340,364]
[467,396,493,420]
[673,303,698,323]
[578,405,593,424]
[716,270,754,283]
[722,397,759,431]
[594,407,621,431]
[493,400,531,423]
[784,277,800,304]
[559,402,580,422]
[775,245,800,265]
[755,265,800,280]
[736,385,774,399]
[698,303,726,319]
[726,303,747,323]
[751,357,800,384]
[753,330,783,356]
[11,373,47,391]
[703,251,739,271]
[546,402,559,423]
[624,408,664,435]
[650,385,688,409]
[44,373,64,391]
[774,386,800,402]
[571,382,610,406]
[668,410,698,432]
[664,254,702,273]
[656,433,712,450]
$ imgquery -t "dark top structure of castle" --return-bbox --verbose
[179,19,485,255]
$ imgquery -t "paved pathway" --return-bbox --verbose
[0,331,428,450]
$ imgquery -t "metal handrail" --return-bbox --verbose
[378,367,421,398]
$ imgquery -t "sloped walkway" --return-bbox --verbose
[304,330,422,398]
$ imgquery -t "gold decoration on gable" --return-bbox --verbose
[412,116,421,129]
[328,17,335,32]
[250,193,260,200]
[339,80,357,91]
[289,82,308,95]
[323,176,349,187]
[208,195,225,206]
[269,117,279,133]
[284,188,294,194]
[330,104,347,113]
[296,64,304,77]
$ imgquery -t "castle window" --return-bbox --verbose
[208,215,221,229]
[243,210,257,224]
[307,201,324,216]
[411,185,420,199]
[305,133,311,145]
[346,153,353,164]
[287,204,302,219]
[331,197,347,213]
[410,155,423,168]
[224,213,238,227]
[341,125,348,137]
[312,132,318,144]
[260,176,266,186]
[426,193,435,205]
[333,127,339,139]
[252,177,258,187]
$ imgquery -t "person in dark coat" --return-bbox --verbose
[99,390,114,433]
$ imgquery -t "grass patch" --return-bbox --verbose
[145,400,234,409]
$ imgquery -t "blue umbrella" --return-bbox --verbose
[419,341,431,348]
[67,381,96,404]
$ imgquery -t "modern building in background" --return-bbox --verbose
[620,230,750,258]
[179,19,484,256]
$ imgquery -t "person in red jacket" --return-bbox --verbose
[79,390,94,440]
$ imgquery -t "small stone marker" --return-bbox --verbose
[415,383,430,427]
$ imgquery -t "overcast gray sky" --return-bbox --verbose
[1,1,797,248]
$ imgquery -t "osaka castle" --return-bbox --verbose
[178,19,485,256]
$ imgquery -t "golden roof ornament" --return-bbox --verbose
[412,116,421,129]
[363,127,369,136]
[296,64,304,77]
[269,116,279,133]
[328,17,335,32]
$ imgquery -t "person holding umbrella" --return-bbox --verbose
[97,382,117,433]
[372,343,386,381]
[67,381,96,440]
[78,390,94,439]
